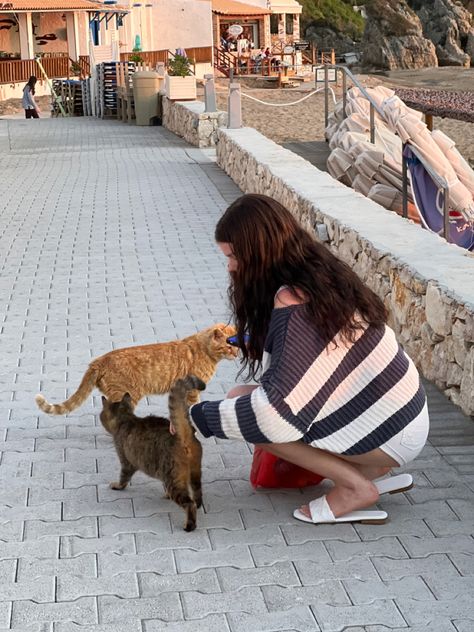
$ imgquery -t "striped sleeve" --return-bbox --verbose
[190,382,308,443]
[190,308,318,443]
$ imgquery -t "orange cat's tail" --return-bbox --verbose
[169,375,206,450]
[35,366,99,415]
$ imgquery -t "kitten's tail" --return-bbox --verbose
[169,375,206,450]
[35,366,99,415]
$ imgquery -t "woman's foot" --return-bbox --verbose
[299,477,380,520]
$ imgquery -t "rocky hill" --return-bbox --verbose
[301,0,474,70]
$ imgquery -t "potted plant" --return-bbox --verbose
[129,46,143,64]
[164,53,196,100]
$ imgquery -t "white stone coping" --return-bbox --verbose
[221,127,474,309]
[160,95,222,119]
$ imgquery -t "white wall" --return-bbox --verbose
[152,0,213,51]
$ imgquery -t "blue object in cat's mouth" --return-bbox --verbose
[226,334,250,347]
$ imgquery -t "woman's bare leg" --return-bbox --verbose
[258,442,398,518]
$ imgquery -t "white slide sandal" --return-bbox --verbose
[374,473,413,495]
[293,495,388,525]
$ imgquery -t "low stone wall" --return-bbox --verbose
[217,127,474,417]
[161,96,227,148]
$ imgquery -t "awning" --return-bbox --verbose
[268,0,302,14]
[212,0,270,16]
[0,0,128,11]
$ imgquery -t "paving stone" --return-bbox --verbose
[425,518,474,537]
[98,551,175,576]
[97,595,182,624]
[0,539,58,560]
[182,585,267,618]
[372,554,461,580]
[250,541,332,566]
[57,573,139,600]
[226,606,319,631]
[311,600,407,631]
[294,558,380,584]
[174,545,254,573]
[365,623,458,632]
[135,530,211,552]
[0,502,61,522]
[406,484,474,503]
[399,534,474,557]
[203,492,274,513]
[55,623,142,632]
[139,568,220,596]
[0,520,24,542]
[169,509,243,532]
[144,614,230,632]
[324,537,408,562]
[281,522,360,544]
[17,554,96,581]
[217,562,301,591]
[0,603,10,628]
[262,582,350,611]
[396,595,474,625]
[447,499,474,520]
[423,574,474,599]
[28,485,97,506]
[60,533,135,556]
[0,577,55,602]
[450,552,474,576]
[62,499,133,521]
[11,598,97,627]
[343,576,434,604]
[354,516,433,540]
[0,473,63,492]
[98,514,171,537]
[24,517,98,540]
[208,524,285,549]
[240,508,301,528]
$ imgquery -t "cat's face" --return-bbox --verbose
[204,324,239,359]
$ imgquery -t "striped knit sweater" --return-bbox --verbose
[190,304,426,455]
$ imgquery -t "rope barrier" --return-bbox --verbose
[214,85,337,107]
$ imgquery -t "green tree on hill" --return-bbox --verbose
[299,0,365,39]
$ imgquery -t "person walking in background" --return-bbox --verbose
[22,76,40,119]
[190,194,429,525]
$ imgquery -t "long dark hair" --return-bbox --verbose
[26,75,37,94]
[215,194,387,379]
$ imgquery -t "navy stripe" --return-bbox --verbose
[263,306,329,395]
[342,382,426,455]
[298,324,386,422]
[190,401,215,438]
[234,394,270,444]
[303,348,410,443]
[263,384,310,435]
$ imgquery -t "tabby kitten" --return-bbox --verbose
[100,375,205,532]
[36,323,237,415]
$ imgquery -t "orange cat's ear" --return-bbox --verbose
[213,327,226,340]
[101,396,107,405]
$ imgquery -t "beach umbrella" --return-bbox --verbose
[327,148,357,186]
[431,130,474,195]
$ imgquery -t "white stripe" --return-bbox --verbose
[309,358,421,453]
[251,387,303,443]
[261,350,271,374]
[284,324,368,415]
[313,327,399,424]
[218,397,245,441]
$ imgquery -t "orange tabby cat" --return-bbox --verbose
[35,323,237,415]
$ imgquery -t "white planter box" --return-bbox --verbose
[164,75,197,101]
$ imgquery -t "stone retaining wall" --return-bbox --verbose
[217,127,474,417]
[161,96,227,148]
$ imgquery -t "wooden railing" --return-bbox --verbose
[0,56,72,84]
[120,46,212,68]
[78,55,90,76]
[120,49,169,66]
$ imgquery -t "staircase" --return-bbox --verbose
[213,47,237,78]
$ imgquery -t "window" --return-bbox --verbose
[270,14,278,34]
[286,14,294,35]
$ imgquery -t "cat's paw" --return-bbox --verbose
[110,481,127,490]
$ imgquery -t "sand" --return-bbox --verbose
[201,72,474,165]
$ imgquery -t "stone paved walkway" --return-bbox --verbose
[1,117,474,632]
